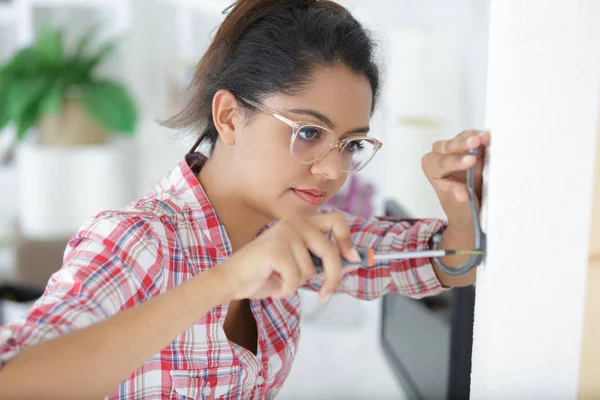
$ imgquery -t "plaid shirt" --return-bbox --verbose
[0,154,448,399]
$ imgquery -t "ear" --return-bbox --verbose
[212,89,241,146]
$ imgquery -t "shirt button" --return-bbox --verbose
[202,386,212,396]
[256,376,264,385]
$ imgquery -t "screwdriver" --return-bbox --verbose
[311,248,484,274]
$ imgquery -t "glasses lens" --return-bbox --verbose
[291,125,335,163]
[340,138,377,172]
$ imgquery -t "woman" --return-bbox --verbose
[0,0,490,399]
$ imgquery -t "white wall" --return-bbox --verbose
[344,0,486,219]
[471,0,600,398]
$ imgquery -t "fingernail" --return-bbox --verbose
[479,130,489,136]
[321,292,332,304]
[463,155,475,164]
[350,248,361,262]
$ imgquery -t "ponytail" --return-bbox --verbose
[218,1,316,51]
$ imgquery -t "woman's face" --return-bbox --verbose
[226,65,373,221]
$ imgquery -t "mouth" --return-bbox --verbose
[291,188,326,206]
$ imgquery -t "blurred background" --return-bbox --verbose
[0,0,490,398]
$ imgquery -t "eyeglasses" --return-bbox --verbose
[239,97,383,173]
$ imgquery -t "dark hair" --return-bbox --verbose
[164,0,381,155]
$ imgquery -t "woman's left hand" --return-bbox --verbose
[422,130,491,231]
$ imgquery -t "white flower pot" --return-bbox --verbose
[16,139,137,240]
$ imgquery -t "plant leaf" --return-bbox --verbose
[39,78,64,116]
[0,84,10,131]
[74,23,101,58]
[0,48,41,80]
[77,40,117,77]
[59,58,89,86]
[7,78,50,123]
[16,99,42,140]
[33,26,64,68]
[81,81,137,135]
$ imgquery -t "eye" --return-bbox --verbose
[297,126,321,141]
[344,139,366,153]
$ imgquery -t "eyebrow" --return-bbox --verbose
[287,108,370,136]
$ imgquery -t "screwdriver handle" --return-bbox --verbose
[311,248,373,274]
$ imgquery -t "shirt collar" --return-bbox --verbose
[164,153,232,259]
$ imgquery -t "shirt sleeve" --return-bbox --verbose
[303,209,451,300]
[0,213,164,368]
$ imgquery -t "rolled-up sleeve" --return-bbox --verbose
[304,210,450,300]
[0,213,163,368]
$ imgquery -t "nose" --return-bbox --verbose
[310,148,344,180]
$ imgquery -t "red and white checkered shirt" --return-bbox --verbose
[0,154,448,399]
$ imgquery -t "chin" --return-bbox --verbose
[269,207,311,222]
[277,197,323,220]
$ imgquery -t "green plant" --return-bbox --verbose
[0,25,137,141]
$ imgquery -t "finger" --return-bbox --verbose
[480,130,491,146]
[473,145,487,160]
[423,152,477,179]
[450,130,486,154]
[309,213,360,263]
[318,245,343,303]
[251,273,283,300]
[269,237,303,298]
[432,140,449,154]
[433,130,485,155]
[437,180,470,203]
[296,219,343,302]
[274,256,302,298]
[289,238,319,282]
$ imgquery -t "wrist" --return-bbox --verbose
[445,219,474,235]
[190,265,236,305]
[438,223,475,250]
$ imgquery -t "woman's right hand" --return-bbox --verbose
[215,213,362,303]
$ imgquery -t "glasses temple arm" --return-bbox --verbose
[239,96,298,129]
[430,147,487,276]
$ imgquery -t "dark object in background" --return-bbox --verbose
[0,223,64,325]
[380,199,475,400]
[0,284,44,325]
[13,223,69,291]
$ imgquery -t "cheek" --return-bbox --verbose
[233,129,299,186]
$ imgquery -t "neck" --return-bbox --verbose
[198,155,270,252]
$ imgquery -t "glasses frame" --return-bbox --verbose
[239,96,383,173]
